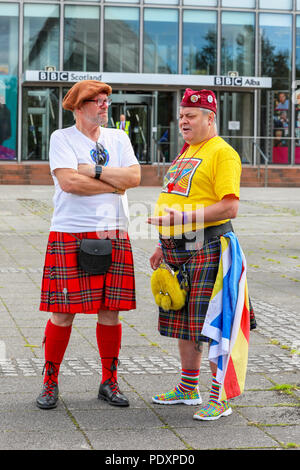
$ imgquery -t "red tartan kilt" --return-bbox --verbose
[40,231,136,314]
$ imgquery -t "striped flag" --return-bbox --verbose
[201,232,250,401]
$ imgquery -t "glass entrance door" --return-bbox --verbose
[22,88,58,160]
[219,92,254,164]
[109,94,152,163]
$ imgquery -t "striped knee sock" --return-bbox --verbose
[209,373,222,401]
[176,368,200,394]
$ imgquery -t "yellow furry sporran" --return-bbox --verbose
[151,263,188,311]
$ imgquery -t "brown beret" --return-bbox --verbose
[180,88,217,114]
[62,80,112,111]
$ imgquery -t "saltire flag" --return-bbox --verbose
[201,232,250,401]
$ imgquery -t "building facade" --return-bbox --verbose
[1,0,300,171]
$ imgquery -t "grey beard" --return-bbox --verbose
[98,115,108,127]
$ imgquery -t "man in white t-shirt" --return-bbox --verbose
[36,80,141,410]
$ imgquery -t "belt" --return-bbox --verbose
[159,221,233,250]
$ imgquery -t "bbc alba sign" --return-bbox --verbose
[24,71,272,89]
[213,76,268,87]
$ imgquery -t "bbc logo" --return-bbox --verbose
[214,76,243,86]
[39,71,69,81]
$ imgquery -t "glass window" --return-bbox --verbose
[221,12,255,76]
[297,0,300,10]
[63,87,75,129]
[295,17,300,164]
[270,90,291,164]
[64,6,100,72]
[0,4,18,161]
[156,91,178,163]
[259,14,292,87]
[22,88,59,161]
[182,10,217,75]
[222,0,255,7]
[183,0,217,5]
[0,76,18,161]
[104,7,139,73]
[23,4,59,71]
[219,92,254,164]
[296,105,300,164]
[0,3,18,75]
[297,17,300,78]
[105,0,139,2]
[144,0,178,4]
[260,14,292,165]
[144,9,178,74]
[259,0,292,9]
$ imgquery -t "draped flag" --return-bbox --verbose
[201,232,250,401]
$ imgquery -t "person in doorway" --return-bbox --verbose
[116,114,131,138]
[36,80,141,410]
[147,88,256,421]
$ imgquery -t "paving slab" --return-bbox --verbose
[0,185,299,452]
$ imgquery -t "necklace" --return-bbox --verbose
[166,137,214,193]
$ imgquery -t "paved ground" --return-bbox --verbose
[0,185,299,452]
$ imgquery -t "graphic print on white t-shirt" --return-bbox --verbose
[49,125,139,233]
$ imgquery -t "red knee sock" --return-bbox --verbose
[43,319,72,384]
[96,322,122,383]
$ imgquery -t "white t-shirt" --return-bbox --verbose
[49,125,139,233]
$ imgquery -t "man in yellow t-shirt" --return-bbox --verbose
[147,88,255,421]
[155,134,241,238]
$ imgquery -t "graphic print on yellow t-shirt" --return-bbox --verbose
[162,157,202,197]
[155,136,241,237]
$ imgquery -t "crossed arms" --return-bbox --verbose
[54,164,141,196]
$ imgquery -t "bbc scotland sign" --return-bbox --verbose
[38,71,103,82]
[24,71,272,89]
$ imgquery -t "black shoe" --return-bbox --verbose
[98,379,129,407]
[36,380,59,409]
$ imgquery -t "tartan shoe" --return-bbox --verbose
[152,387,202,406]
[193,399,232,421]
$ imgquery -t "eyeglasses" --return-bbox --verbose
[90,142,109,165]
[85,98,112,107]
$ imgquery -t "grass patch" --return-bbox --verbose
[285,442,299,449]
[270,384,299,396]
[270,339,280,345]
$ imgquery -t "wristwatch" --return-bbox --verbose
[95,165,103,179]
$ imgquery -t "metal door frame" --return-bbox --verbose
[110,93,153,164]
[23,89,53,161]
[217,89,256,165]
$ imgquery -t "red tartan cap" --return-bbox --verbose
[180,88,217,114]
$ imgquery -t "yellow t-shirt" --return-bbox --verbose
[155,136,241,237]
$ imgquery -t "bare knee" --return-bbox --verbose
[97,310,119,325]
[50,313,75,327]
